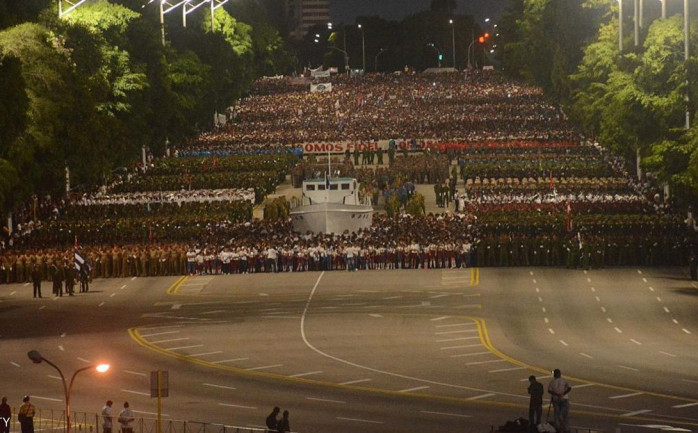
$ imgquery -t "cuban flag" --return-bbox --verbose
[74,249,86,272]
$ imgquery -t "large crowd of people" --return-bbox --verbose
[0,69,694,283]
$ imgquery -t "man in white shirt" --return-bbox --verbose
[118,402,134,433]
[101,400,113,433]
[548,369,571,433]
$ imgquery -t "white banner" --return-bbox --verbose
[311,69,331,78]
[310,83,332,93]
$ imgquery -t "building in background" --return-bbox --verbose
[286,0,330,40]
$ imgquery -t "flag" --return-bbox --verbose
[74,248,85,272]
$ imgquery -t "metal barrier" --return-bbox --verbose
[7,410,273,433]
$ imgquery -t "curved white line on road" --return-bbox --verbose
[299,272,524,399]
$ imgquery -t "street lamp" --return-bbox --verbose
[28,350,110,433]
[449,19,456,69]
[684,0,690,129]
[618,0,624,53]
[358,24,366,72]
[660,0,666,19]
[374,48,386,72]
[148,0,188,46]
[58,0,87,18]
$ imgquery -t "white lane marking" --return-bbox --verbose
[77,357,91,363]
[369,314,383,318]
[467,393,496,400]
[306,397,345,404]
[10,291,16,296]
[340,378,372,385]
[559,340,568,346]
[140,324,183,331]
[435,329,477,335]
[218,403,256,410]
[290,371,323,378]
[32,396,63,402]
[166,344,204,351]
[618,365,640,372]
[133,410,169,417]
[579,353,594,359]
[336,417,383,425]
[383,296,403,300]
[614,327,623,333]
[610,392,643,400]
[98,302,105,307]
[435,323,475,328]
[601,307,607,313]
[649,287,655,292]
[548,328,555,335]
[201,310,228,315]
[300,272,514,398]
[466,359,505,366]
[532,279,537,284]
[398,386,430,393]
[60,332,67,338]
[673,319,679,324]
[544,318,550,324]
[110,293,116,298]
[529,271,534,275]
[673,402,698,409]
[39,306,46,310]
[430,316,450,321]
[151,337,189,344]
[211,358,248,364]
[420,410,471,418]
[58,345,65,351]
[664,307,671,313]
[520,375,552,382]
[435,336,479,343]
[595,296,601,302]
[121,389,150,396]
[541,307,546,313]
[429,294,450,299]
[659,351,677,357]
[682,328,692,334]
[656,297,662,302]
[683,379,698,384]
[441,344,482,350]
[606,318,613,323]
[621,409,652,417]
[246,364,282,371]
[587,278,591,283]
[10,362,20,367]
[590,287,596,292]
[203,383,236,390]
[574,383,594,389]
[637,270,642,274]
[123,370,147,377]
[630,339,642,345]
[190,351,224,357]
[538,297,543,302]
[489,367,526,373]
[535,288,540,293]
[450,352,491,358]
[642,278,648,283]
[122,284,129,288]
[48,375,61,380]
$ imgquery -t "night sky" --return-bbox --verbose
[331,0,512,25]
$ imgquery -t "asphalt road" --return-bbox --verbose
[1,267,697,433]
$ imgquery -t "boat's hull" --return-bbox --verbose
[290,203,373,234]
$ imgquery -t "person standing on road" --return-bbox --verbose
[101,400,113,433]
[548,369,572,433]
[31,266,42,298]
[527,375,544,427]
[18,395,35,433]
[265,406,280,432]
[277,410,290,433]
[0,397,11,433]
[118,402,134,433]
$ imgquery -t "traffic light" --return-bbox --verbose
[438,54,443,62]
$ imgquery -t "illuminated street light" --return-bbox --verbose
[449,19,456,69]
[58,0,88,18]
[28,350,109,433]
[182,0,208,28]
[358,24,366,72]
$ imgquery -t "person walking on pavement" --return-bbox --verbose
[18,395,35,433]
[527,375,544,427]
[548,369,572,433]
[118,402,134,433]
[0,397,11,433]
[265,406,280,432]
[101,400,113,433]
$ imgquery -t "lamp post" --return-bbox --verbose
[449,19,456,68]
[28,350,109,433]
[374,48,385,72]
[618,0,624,53]
[634,0,639,46]
[685,0,690,129]
[358,24,366,72]
[660,0,666,19]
